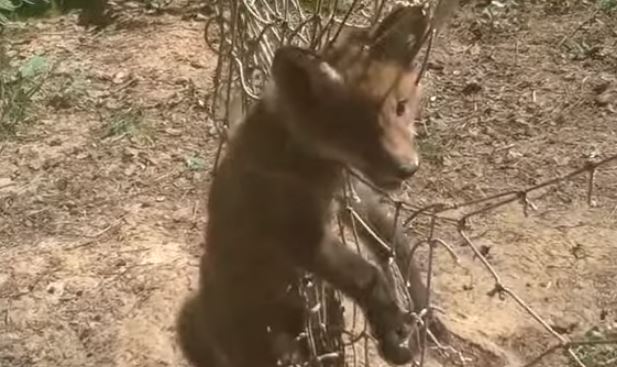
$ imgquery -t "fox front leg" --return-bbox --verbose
[339,180,450,343]
[301,233,413,365]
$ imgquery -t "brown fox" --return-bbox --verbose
[177,6,444,367]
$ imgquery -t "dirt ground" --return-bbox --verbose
[1,2,616,367]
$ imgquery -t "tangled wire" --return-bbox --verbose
[203,0,617,366]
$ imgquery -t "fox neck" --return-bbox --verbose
[232,97,345,195]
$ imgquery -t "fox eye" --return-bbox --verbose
[395,99,407,117]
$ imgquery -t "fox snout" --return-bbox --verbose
[372,154,419,190]
[371,122,420,189]
[394,159,419,180]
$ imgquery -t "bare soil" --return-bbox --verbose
[1,2,616,367]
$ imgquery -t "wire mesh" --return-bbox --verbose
[204,1,441,366]
[202,1,617,366]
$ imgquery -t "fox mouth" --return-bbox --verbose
[371,175,404,191]
[349,167,404,192]
[344,164,408,192]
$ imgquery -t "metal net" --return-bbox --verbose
[202,1,462,366]
[201,1,617,367]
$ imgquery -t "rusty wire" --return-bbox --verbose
[203,0,617,366]
[348,153,617,366]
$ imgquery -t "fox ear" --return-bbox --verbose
[271,46,344,108]
[369,5,428,65]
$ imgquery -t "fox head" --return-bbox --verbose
[267,5,429,190]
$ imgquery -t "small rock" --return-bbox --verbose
[48,138,62,146]
[584,149,601,159]
[172,207,192,223]
[505,149,523,162]
[595,89,616,106]
[588,328,604,339]
[43,158,61,170]
[0,273,9,288]
[122,147,138,161]
[591,79,611,94]
[48,94,72,110]
[600,309,608,321]
[125,1,141,8]
[112,71,130,84]
[539,281,552,289]
[462,81,482,95]
[0,177,13,189]
[571,243,587,259]
[207,125,219,137]
[479,245,491,257]
[442,156,453,167]
[427,61,444,71]
[28,159,43,171]
[124,164,136,177]
[165,128,182,136]
[105,99,123,110]
[55,178,68,191]
[190,60,205,69]
[550,318,578,335]
[46,280,65,302]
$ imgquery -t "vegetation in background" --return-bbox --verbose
[0,0,111,28]
[570,325,617,367]
[0,46,51,138]
[0,0,17,26]
[102,107,154,143]
[0,0,55,26]
[599,0,617,11]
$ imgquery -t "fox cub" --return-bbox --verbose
[177,5,446,367]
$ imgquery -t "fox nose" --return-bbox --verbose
[396,162,418,180]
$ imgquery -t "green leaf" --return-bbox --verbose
[0,0,15,12]
[0,11,9,25]
[599,0,617,11]
[19,55,48,78]
[23,0,51,5]
[185,156,206,171]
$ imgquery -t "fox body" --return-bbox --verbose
[177,6,445,367]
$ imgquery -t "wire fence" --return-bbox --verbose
[202,0,617,366]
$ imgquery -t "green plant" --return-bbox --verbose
[185,155,206,171]
[569,326,617,367]
[599,0,617,11]
[102,108,151,140]
[0,52,50,137]
[106,109,140,137]
[46,73,88,110]
[0,0,16,26]
[0,1,65,25]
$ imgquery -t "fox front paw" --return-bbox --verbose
[368,305,414,365]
